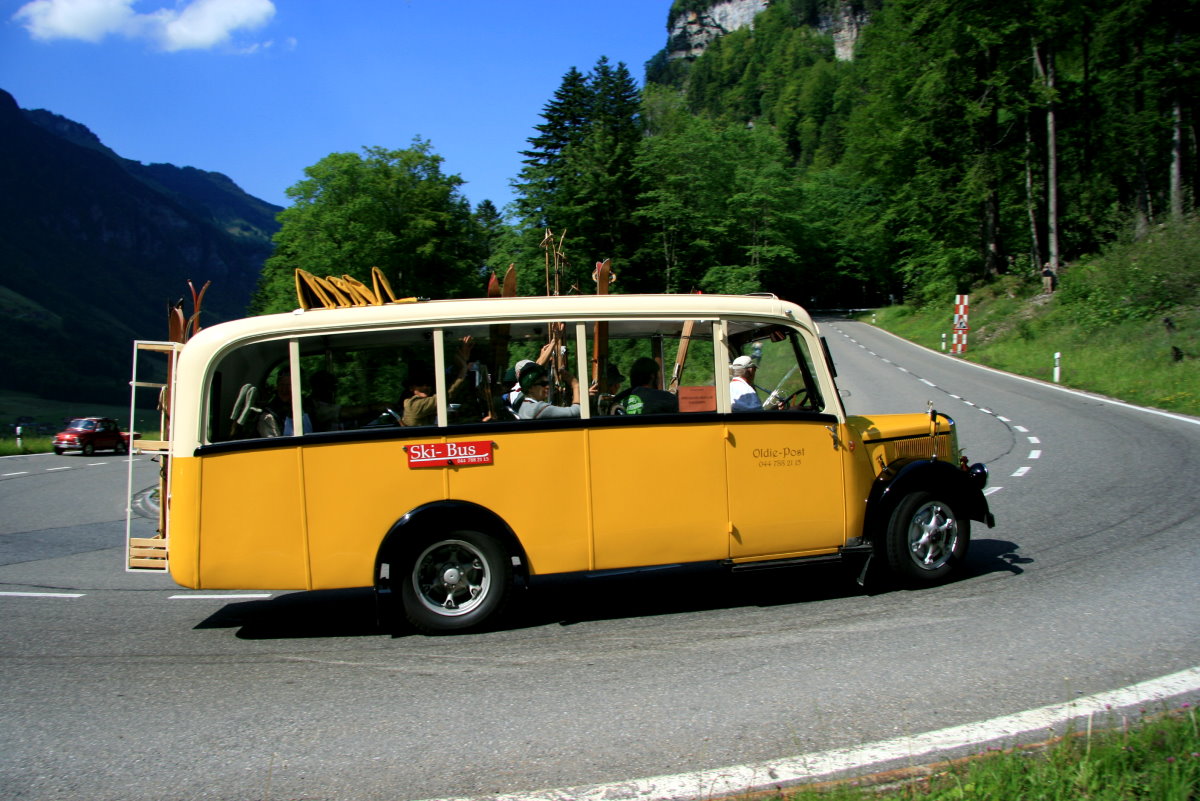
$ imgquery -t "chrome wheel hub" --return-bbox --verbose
[412,539,490,616]
[908,502,958,570]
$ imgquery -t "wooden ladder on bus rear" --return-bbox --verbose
[125,340,181,572]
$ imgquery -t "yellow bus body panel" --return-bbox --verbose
[725,420,846,557]
[301,439,445,589]
[166,455,201,589]
[299,430,591,587]
[195,448,311,589]
[447,430,590,575]
[587,423,729,569]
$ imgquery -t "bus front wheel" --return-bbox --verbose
[883,491,969,584]
[400,530,512,634]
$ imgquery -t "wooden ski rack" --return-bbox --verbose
[294,267,418,310]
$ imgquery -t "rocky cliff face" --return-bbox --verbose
[666,0,871,62]
[667,0,770,59]
[817,3,871,61]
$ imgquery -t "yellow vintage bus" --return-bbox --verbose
[126,292,993,633]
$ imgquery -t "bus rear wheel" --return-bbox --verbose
[400,531,512,634]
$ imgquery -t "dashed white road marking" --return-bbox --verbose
[827,322,1050,501]
[45,467,71,472]
[0,591,85,598]
[2,471,29,477]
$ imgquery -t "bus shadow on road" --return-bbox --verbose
[194,587,384,639]
[963,538,1032,578]
[190,541,1029,639]
[515,563,870,629]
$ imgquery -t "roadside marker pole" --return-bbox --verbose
[1054,351,1061,383]
[951,294,970,354]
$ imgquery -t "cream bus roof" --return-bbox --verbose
[183,293,818,357]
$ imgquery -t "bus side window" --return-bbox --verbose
[297,329,432,432]
[591,320,715,415]
[207,339,290,443]
[725,324,824,413]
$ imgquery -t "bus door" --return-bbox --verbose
[584,319,730,570]
[722,324,846,560]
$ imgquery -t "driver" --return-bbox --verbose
[729,355,762,412]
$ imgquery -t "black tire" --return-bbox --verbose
[114,440,128,455]
[400,530,512,634]
[883,491,969,584]
[82,443,95,457]
[53,448,63,456]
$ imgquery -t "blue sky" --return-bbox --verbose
[1,0,670,212]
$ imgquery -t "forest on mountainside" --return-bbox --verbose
[254,0,1198,314]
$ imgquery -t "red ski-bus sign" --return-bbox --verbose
[405,440,494,468]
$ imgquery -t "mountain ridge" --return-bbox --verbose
[0,88,280,404]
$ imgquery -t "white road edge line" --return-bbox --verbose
[430,667,1200,801]
[0,591,85,598]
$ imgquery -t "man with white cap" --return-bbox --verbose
[729,355,762,412]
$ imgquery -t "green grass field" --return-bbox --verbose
[0,388,160,455]
[867,286,1200,418]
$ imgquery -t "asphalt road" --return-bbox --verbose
[1,319,1198,801]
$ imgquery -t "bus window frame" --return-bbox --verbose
[197,311,834,449]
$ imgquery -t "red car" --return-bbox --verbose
[52,417,138,456]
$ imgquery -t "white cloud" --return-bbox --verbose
[13,0,276,52]
[14,0,136,42]
[146,0,276,52]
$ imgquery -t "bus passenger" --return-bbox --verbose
[592,364,624,415]
[516,363,581,419]
[506,339,559,412]
[260,373,311,436]
[614,357,677,415]
[403,337,474,426]
[730,355,762,412]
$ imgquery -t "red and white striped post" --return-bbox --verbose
[951,294,970,354]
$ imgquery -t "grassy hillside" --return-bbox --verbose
[868,218,1200,418]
